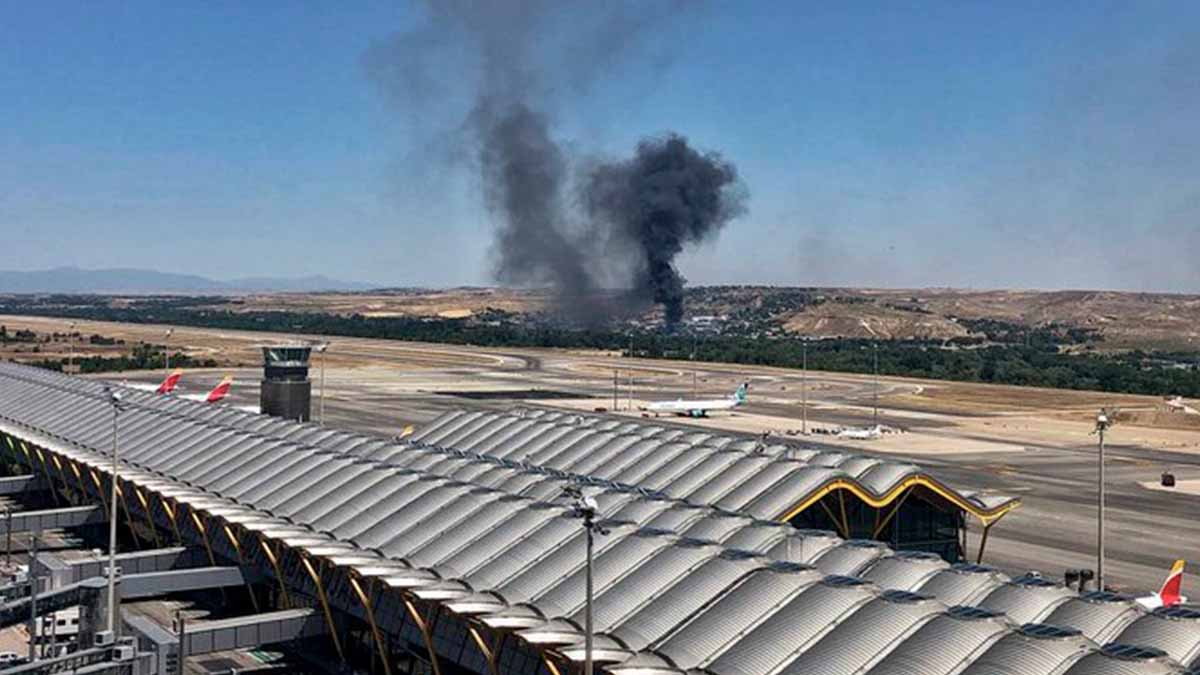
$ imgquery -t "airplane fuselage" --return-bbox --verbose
[645,398,738,417]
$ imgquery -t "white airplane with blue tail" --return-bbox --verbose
[644,382,749,417]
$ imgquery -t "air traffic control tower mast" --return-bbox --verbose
[260,344,312,422]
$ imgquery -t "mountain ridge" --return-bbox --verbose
[0,267,374,294]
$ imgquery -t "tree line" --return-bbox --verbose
[2,298,1198,397]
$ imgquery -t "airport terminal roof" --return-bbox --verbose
[411,408,1021,524]
[0,362,1196,674]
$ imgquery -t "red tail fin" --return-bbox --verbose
[205,376,233,404]
[1159,560,1186,607]
[156,370,183,395]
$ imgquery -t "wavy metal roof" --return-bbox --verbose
[0,363,1195,675]
[412,408,1021,524]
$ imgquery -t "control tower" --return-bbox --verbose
[260,344,312,422]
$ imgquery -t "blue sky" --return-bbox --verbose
[2,2,1197,291]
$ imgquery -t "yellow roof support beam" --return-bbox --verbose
[776,475,1020,528]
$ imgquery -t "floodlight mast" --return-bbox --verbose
[564,486,608,675]
[1093,408,1114,590]
[163,329,174,382]
[68,322,77,372]
[314,342,330,425]
[801,338,808,435]
[103,386,124,634]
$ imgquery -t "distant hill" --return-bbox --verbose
[0,267,374,294]
[216,285,1200,351]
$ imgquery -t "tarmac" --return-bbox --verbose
[68,326,1200,598]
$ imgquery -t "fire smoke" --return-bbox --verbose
[366,1,746,328]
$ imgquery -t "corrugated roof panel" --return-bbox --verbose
[860,606,1012,675]
[1042,592,1145,644]
[915,564,1011,607]
[957,625,1094,675]
[566,435,646,476]
[655,450,743,500]
[376,488,509,557]
[1060,647,1184,675]
[683,454,774,505]
[529,529,677,618]
[764,529,843,564]
[813,540,893,576]
[650,567,822,671]
[738,465,846,519]
[978,576,1077,624]
[532,431,615,470]
[680,513,756,544]
[307,470,420,534]
[775,592,946,675]
[607,553,767,652]
[712,461,797,512]
[1113,606,1200,668]
[451,414,521,453]
[436,502,568,581]
[862,551,950,591]
[569,540,722,633]
[609,441,696,486]
[702,578,878,675]
[720,520,791,554]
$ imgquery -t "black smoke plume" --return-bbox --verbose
[366,2,745,327]
[472,101,591,305]
[585,135,746,325]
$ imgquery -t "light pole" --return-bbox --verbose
[67,322,77,372]
[872,343,880,428]
[103,386,124,635]
[314,342,329,425]
[801,339,808,435]
[1094,408,1113,590]
[163,329,174,381]
[612,369,619,412]
[690,333,697,398]
[564,486,607,675]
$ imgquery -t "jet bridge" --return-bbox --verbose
[0,475,47,496]
[124,608,325,675]
[0,505,104,537]
[0,567,255,631]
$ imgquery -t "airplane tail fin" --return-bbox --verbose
[205,376,234,404]
[1159,560,1186,607]
[156,369,183,395]
[733,382,749,404]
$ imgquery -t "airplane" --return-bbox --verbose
[837,425,883,440]
[179,376,233,404]
[155,370,182,395]
[124,370,183,395]
[1135,560,1187,610]
[1165,396,1199,414]
[643,382,749,417]
[126,373,240,406]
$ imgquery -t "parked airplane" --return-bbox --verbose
[1165,396,1199,415]
[1136,560,1187,610]
[124,370,183,395]
[179,376,233,404]
[644,382,749,417]
[122,374,258,413]
[837,425,883,440]
[155,370,182,395]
